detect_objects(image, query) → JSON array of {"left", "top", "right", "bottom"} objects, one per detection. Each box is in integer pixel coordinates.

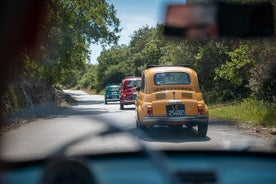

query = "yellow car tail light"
[
  {"left": 198, "top": 104, "right": 203, "bottom": 115},
  {"left": 147, "top": 105, "right": 153, "bottom": 117}
]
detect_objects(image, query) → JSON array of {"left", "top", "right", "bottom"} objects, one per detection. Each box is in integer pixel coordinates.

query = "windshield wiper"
[{"left": 47, "top": 116, "right": 180, "bottom": 184}]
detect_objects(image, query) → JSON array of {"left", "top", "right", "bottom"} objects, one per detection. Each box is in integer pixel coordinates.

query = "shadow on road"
[
  {"left": 64, "top": 93, "right": 84, "bottom": 97},
  {"left": 44, "top": 108, "right": 110, "bottom": 117},
  {"left": 134, "top": 127, "right": 210, "bottom": 143},
  {"left": 4, "top": 105, "right": 110, "bottom": 123},
  {"left": 105, "top": 102, "right": 120, "bottom": 105},
  {"left": 209, "top": 119, "right": 235, "bottom": 126},
  {"left": 121, "top": 107, "right": 135, "bottom": 110},
  {"left": 72, "top": 100, "right": 104, "bottom": 106}
]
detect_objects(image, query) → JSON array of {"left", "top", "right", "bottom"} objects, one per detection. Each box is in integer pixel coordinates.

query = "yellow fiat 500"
[{"left": 136, "top": 65, "right": 209, "bottom": 137}]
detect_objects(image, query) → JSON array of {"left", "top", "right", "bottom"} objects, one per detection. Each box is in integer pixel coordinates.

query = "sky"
[{"left": 89, "top": 0, "right": 184, "bottom": 64}]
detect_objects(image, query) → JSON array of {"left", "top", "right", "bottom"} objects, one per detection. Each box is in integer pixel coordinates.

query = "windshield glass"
[{"left": 0, "top": 0, "right": 275, "bottom": 162}]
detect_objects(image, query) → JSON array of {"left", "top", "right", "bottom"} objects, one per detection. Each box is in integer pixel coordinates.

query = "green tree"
[
  {"left": 25, "top": 0, "right": 121, "bottom": 85},
  {"left": 3, "top": 0, "right": 122, "bottom": 112},
  {"left": 215, "top": 44, "right": 253, "bottom": 86},
  {"left": 248, "top": 39, "right": 276, "bottom": 102},
  {"left": 96, "top": 45, "right": 131, "bottom": 91}
]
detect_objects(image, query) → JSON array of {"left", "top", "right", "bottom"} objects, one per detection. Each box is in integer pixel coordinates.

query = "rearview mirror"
[{"left": 164, "top": 2, "right": 274, "bottom": 39}]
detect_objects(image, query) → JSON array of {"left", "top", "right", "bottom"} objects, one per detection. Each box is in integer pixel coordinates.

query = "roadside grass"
[
  {"left": 209, "top": 99, "right": 276, "bottom": 128},
  {"left": 99, "top": 90, "right": 105, "bottom": 95}
]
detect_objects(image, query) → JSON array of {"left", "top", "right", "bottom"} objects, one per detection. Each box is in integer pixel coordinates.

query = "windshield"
[{"left": 0, "top": 0, "right": 275, "bottom": 162}]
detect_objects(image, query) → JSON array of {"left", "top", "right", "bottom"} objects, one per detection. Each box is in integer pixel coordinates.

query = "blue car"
[{"left": 104, "top": 84, "right": 120, "bottom": 104}]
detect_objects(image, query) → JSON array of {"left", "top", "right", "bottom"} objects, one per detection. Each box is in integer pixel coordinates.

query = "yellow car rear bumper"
[{"left": 142, "top": 115, "right": 208, "bottom": 124}]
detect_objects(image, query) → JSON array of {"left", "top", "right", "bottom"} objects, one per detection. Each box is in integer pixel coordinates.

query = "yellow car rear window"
[{"left": 154, "top": 72, "right": 190, "bottom": 85}]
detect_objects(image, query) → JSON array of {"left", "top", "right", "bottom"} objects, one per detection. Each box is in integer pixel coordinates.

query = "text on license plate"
[{"left": 166, "top": 104, "right": 185, "bottom": 116}]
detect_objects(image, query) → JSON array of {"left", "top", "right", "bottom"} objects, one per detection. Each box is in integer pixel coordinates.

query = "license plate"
[{"left": 166, "top": 104, "right": 185, "bottom": 116}]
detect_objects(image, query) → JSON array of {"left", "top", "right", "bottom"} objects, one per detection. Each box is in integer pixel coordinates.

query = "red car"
[{"left": 120, "top": 77, "right": 141, "bottom": 110}]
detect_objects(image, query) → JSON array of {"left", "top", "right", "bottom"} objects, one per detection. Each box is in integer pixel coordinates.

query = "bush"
[
  {"left": 249, "top": 60, "right": 276, "bottom": 102},
  {"left": 3, "top": 85, "right": 28, "bottom": 113},
  {"left": 3, "top": 79, "right": 58, "bottom": 113}
]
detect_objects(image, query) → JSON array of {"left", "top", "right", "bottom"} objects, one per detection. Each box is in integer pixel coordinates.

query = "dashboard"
[{"left": 1, "top": 150, "right": 276, "bottom": 184}]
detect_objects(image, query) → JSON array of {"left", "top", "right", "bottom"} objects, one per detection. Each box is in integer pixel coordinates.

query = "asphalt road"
[{"left": 0, "top": 90, "right": 271, "bottom": 161}]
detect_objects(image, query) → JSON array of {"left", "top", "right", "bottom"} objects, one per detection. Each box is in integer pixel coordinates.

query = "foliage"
[
  {"left": 248, "top": 39, "right": 276, "bottom": 102},
  {"left": 3, "top": 80, "right": 57, "bottom": 113},
  {"left": 95, "top": 45, "right": 131, "bottom": 92},
  {"left": 4, "top": 0, "right": 121, "bottom": 112},
  {"left": 3, "top": 85, "right": 28, "bottom": 113},
  {"left": 78, "top": 65, "right": 97, "bottom": 89},
  {"left": 23, "top": 0, "right": 121, "bottom": 85},
  {"left": 215, "top": 44, "right": 254, "bottom": 86},
  {"left": 8, "top": 0, "right": 276, "bottom": 102},
  {"left": 94, "top": 24, "right": 275, "bottom": 106}
]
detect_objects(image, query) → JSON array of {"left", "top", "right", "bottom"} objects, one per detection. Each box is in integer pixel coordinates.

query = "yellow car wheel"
[{"left": 198, "top": 123, "right": 208, "bottom": 137}]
